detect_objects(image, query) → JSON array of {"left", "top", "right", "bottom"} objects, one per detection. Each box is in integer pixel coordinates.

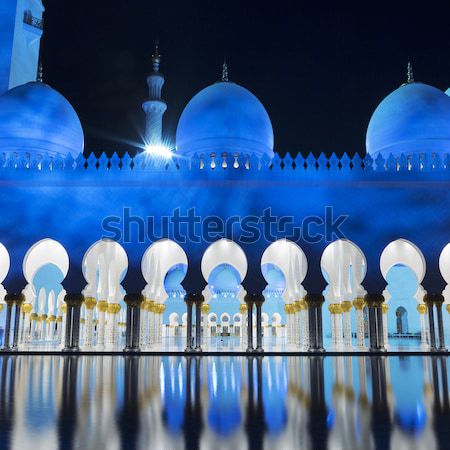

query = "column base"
[
  {"left": 62, "top": 347, "right": 80, "bottom": 353},
  {"left": 184, "top": 347, "right": 194, "bottom": 353},
  {"left": 246, "top": 347, "right": 254, "bottom": 353},
  {"left": 194, "top": 347, "right": 202, "bottom": 353},
  {"left": 123, "top": 347, "right": 140, "bottom": 354},
  {"left": 254, "top": 347, "right": 264, "bottom": 354},
  {"left": 369, "top": 347, "right": 386, "bottom": 353},
  {"left": 308, "top": 347, "right": 325, "bottom": 353}
]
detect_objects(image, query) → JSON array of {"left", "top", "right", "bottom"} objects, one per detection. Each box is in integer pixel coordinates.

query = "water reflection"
[{"left": 0, "top": 354, "right": 448, "bottom": 449}]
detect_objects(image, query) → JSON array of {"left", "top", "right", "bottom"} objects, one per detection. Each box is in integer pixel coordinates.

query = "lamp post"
[{"left": 124, "top": 294, "right": 144, "bottom": 353}]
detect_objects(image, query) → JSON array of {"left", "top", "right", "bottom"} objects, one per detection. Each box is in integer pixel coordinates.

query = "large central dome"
[{"left": 176, "top": 81, "right": 274, "bottom": 158}]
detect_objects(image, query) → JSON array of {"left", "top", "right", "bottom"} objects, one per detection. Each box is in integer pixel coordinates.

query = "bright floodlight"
[{"left": 144, "top": 144, "right": 173, "bottom": 159}]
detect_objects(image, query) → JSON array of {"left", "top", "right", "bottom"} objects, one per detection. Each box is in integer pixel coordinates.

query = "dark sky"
[{"left": 41, "top": 0, "right": 450, "bottom": 157}]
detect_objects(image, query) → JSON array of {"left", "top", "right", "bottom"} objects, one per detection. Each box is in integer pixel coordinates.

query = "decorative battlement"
[{"left": 1, "top": 151, "right": 450, "bottom": 175}]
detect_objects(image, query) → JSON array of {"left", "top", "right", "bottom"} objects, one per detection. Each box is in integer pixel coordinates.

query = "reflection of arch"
[{"left": 396, "top": 306, "right": 408, "bottom": 334}]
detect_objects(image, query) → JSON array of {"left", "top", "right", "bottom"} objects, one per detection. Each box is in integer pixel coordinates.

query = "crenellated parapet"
[{"left": 1, "top": 150, "right": 450, "bottom": 176}]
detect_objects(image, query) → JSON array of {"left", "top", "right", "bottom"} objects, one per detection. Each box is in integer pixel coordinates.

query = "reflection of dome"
[
  {"left": 0, "top": 82, "right": 84, "bottom": 157},
  {"left": 176, "top": 81, "right": 274, "bottom": 158},
  {"left": 366, "top": 82, "right": 450, "bottom": 158}
]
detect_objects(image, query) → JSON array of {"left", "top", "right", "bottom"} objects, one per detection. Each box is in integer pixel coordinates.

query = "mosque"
[{"left": 0, "top": 0, "right": 450, "bottom": 352}]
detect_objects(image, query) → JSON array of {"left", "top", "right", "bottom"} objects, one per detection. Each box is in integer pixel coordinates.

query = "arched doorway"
[{"left": 396, "top": 307, "right": 408, "bottom": 334}]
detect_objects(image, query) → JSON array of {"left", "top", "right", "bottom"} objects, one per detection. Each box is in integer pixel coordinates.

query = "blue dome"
[
  {"left": 176, "top": 81, "right": 274, "bottom": 158},
  {"left": 366, "top": 82, "right": 450, "bottom": 158},
  {"left": 0, "top": 82, "right": 84, "bottom": 158},
  {"left": 209, "top": 264, "right": 241, "bottom": 295}
]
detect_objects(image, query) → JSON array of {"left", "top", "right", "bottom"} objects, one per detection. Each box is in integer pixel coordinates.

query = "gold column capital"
[
  {"left": 353, "top": 298, "right": 365, "bottom": 310},
  {"left": 22, "top": 303, "right": 33, "bottom": 314},
  {"left": 417, "top": 303, "right": 427, "bottom": 314},
  {"left": 97, "top": 300, "right": 109, "bottom": 312},
  {"left": 341, "top": 300, "right": 353, "bottom": 313},
  {"left": 381, "top": 303, "right": 389, "bottom": 314},
  {"left": 84, "top": 297, "right": 97, "bottom": 310},
  {"left": 328, "top": 303, "right": 342, "bottom": 314},
  {"left": 239, "top": 303, "right": 248, "bottom": 314},
  {"left": 201, "top": 303, "right": 210, "bottom": 314}
]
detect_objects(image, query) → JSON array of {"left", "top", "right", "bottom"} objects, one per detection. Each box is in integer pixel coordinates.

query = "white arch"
[
  {"left": 141, "top": 239, "right": 188, "bottom": 303},
  {"left": 0, "top": 242, "right": 10, "bottom": 284},
  {"left": 321, "top": 239, "right": 367, "bottom": 303},
  {"left": 82, "top": 238, "right": 128, "bottom": 302},
  {"left": 0, "top": 242, "right": 10, "bottom": 301},
  {"left": 23, "top": 238, "right": 69, "bottom": 286},
  {"left": 380, "top": 239, "right": 426, "bottom": 283},
  {"left": 439, "top": 243, "right": 450, "bottom": 304},
  {"left": 261, "top": 239, "right": 307, "bottom": 303},
  {"left": 201, "top": 238, "right": 247, "bottom": 283}
]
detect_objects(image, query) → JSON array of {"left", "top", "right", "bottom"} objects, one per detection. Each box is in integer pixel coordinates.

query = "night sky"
[{"left": 41, "top": 0, "right": 450, "bottom": 157}]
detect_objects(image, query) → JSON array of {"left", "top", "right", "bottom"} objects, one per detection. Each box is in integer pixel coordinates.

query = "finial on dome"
[
  {"left": 222, "top": 59, "right": 229, "bottom": 82},
  {"left": 407, "top": 59, "right": 414, "bottom": 84},
  {"left": 37, "top": 62, "right": 43, "bottom": 83},
  {"left": 152, "top": 39, "right": 161, "bottom": 73}
]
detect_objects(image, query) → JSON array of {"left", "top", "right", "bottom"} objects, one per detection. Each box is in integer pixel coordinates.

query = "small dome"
[
  {"left": 176, "top": 81, "right": 274, "bottom": 158},
  {"left": 209, "top": 264, "right": 241, "bottom": 295},
  {"left": 0, "top": 82, "right": 84, "bottom": 158},
  {"left": 366, "top": 82, "right": 450, "bottom": 158}
]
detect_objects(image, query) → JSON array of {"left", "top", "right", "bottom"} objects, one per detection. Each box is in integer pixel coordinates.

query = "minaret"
[
  {"left": 142, "top": 41, "right": 167, "bottom": 146},
  {"left": 407, "top": 60, "right": 414, "bottom": 83}
]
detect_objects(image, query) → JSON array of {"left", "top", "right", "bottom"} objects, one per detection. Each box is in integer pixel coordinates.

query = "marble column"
[
  {"left": 244, "top": 294, "right": 256, "bottom": 353},
  {"left": 341, "top": 300, "right": 353, "bottom": 349},
  {"left": 434, "top": 294, "right": 446, "bottom": 351},
  {"left": 254, "top": 294, "right": 265, "bottom": 353},
  {"left": 156, "top": 304, "right": 165, "bottom": 343},
  {"left": 305, "top": 294, "right": 325, "bottom": 352},
  {"left": 301, "top": 301, "right": 310, "bottom": 349},
  {"left": 424, "top": 294, "right": 437, "bottom": 351},
  {"left": 20, "top": 303, "right": 33, "bottom": 345},
  {"left": 139, "top": 301, "right": 149, "bottom": 348},
  {"left": 11, "top": 294, "right": 24, "bottom": 350},
  {"left": 97, "top": 300, "right": 108, "bottom": 348},
  {"left": 2, "top": 295, "right": 15, "bottom": 350},
  {"left": 285, "top": 303, "right": 293, "bottom": 344},
  {"left": 381, "top": 303, "right": 389, "bottom": 347},
  {"left": 193, "top": 294, "right": 204, "bottom": 352},
  {"left": 239, "top": 303, "right": 248, "bottom": 345},
  {"left": 63, "top": 294, "right": 85, "bottom": 352},
  {"left": 328, "top": 303, "right": 343, "bottom": 349},
  {"left": 105, "top": 303, "right": 121, "bottom": 350},
  {"left": 124, "top": 294, "right": 144, "bottom": 353},
  {"left": 83, "top": 297, "right": 97, "bottom": 349},
  {"left": 364, "top": 294, "right": 385, "bottom": 352},
  {"left": 184, "top": 294, "right": 195, "bottom": 352},
  {"left": 353, "top": 297, "right": 366, "bottom": 348},
  {"left": 417, "top": 303, "right": 428, "bottom": 348},
  {"left": 60, "top": 303, "right": 67, "bottom": 348}
]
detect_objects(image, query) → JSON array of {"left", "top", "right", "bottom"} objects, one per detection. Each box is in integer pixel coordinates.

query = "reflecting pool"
[{"left": 0, "top": 355, "right": 449, "bottom": 449}]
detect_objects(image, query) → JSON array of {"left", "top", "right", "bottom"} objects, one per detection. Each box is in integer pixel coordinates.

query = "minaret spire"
[
  {"left": 142, "top": 40, "right": 167, "bottom": 147},
  {"left": 407, "top": 59, "right": 414, "bottom": 84},
  {"left": 152, "top": 39, "right": 161, "bottom": 73},
  {"left": 222, "top": 59, "right": 229, "bottom": 82}
]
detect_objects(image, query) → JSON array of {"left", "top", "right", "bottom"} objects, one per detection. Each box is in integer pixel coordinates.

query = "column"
[
  {"left": 239, "top": 303, "right": 248, "bottom": 345},
  {"left": 305, "top": 294, "right": 325, "bottom": 352},
  {"left": 184, "top": 294, "right": 194, "bottom": 352},
  {"left": 381, "top": 303, "right": 389, "bottom": 347},
  {"left": 424, "top": 294, "right": 437, "bottom": 351},
  {"left": 148, "top": 301, "right": 156, "bottom": 346},
  {"left": 194, "top": 294, "right": 204, "bottom": 352},
  {"left": 417, "top": 304, "right": 428, "bottom": 348},
  {"left": 105, "top": 303, "right": 121, "bottom": 350},
  {"left": 254, "top": 294, "right": 265, "bottom": 353},
  {"left": 2, "top": 295, "right": 15, "bottom": 350},
  {"left": 341, "top": 300, "right": 353, "bottom": 349},
  {"left": 284, "top": 303, "right": 293, "bottom": 344},
  {"left": 63, "top": 294, "right": 85, "bottom": 352},
  {"left": 201, "top": 303, "right": 210, "bottom": 348},
  {"left": 124, "top": 294, "right": 144, "bottom": 353},
  {"left": 328, "top": 303, "right": 343, "bottom": 349},
  {"left": 96, "top": 300, "right": 108, "bottom": 348},
  {"left": 83, "top": 297, "right": 97, "bottom": 349},
  {"left": 364, "top": 294, "right": 385, "bottom": 352},
  {"left": 20, "top": 303, "right": 33, "bottom": 344},
  {"left": 434, "top": 294, "right": 446, "bottom": 351},
  {"left": 155, "top": 304, "right": 165, "bottom": 344},
  {"left": 139, "top": 300, "right": 149, "bottom": 348},
  {"left": 59, "top": 303, "right": 67, "bottom": 348},
  {"left": 244, "top": 294, "right": 256, "bottom": 353},
  {"left": 11, "top": 294, "right": 24, "bottom": 350},
  {"left": 353, "top": 297, "right": 365, "bottom": 348}
]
